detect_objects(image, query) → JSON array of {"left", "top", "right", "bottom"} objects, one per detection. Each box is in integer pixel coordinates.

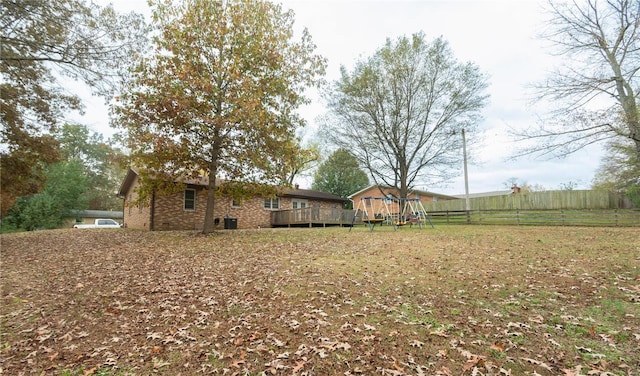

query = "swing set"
[{"left": 350, "top": 196, "right": 434, "bottom": 231}]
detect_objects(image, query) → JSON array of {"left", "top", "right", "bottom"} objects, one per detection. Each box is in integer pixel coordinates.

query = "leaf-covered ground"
[{"left": 1, "top": 226, "right": 639, "bottom": 375}]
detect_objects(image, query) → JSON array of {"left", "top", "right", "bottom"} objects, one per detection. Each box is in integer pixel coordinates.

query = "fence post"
[
  {"left": 516, "top": 210, "right": 520, "bottom": 225},
  {"left": 466, "top": 210, "right": 471, "bottom": 224},
  {"left": 615, "top": 209, "right": 618, "bottom": 226},
  {"left": 561, "top": 210, "right": 565, "bottom": 226}
]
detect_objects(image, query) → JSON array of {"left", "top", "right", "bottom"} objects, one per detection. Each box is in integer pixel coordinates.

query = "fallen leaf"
[
  {"left": 229, "top": 357, "right": 245, "bottom": 368},
  {"left": 392, "top": 356, "right": 404, "bottom": 372},
  {"left": 522, "top": 357, "right": 553, "bottom": 371},
  {"left": 152, "top": 357, "right": 170, "bottom": 369},
  {"left": 335, "top": 342, "right": 351, "bottom": 351},
  {"left": 292, "top": 360, "right": 305, "bottom": 373},
  {"left": 599, "top": 333, "right": 616, "bottom": 346},
  {"left": 436, "top": 365, "right": 452, "bottom": 375},
  {"left": 490, "top": 342, "right": 505, "bottom": 352},
  {"left": 430, "top": 328, "right": 449, "bottom": 337}
]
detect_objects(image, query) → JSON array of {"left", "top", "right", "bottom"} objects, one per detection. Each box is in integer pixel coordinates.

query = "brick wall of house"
[
  {"left": 153, "top": 188, "right": 206, "bottom": 230},
  {"left": 279, "top": 197, "right": 342, "bottom": 210},
  {"left": 122, "top": 175, "right": 344, "bottom": 230},
  {"left": 152, "top": 188, "right": 276, "bottom": 230},
  {"left": 123, "top": 176, "right": 152, "bottom": 230},
  {"left": 226, "top": 196, "right": 272, "bottom": 229}
]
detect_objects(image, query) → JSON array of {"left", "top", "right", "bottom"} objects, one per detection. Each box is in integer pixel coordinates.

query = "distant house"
[
  {"left": 348, "top": 184, "right": 458, "bottom": 207},
  {"left": 117, "top": 169, "right": 348, "bottom": 230},
  {"left": 62, "top": 209, "right": 123, "bottom": 228}
]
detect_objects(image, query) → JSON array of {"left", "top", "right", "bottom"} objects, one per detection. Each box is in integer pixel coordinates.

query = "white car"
[{"left": 73, "top": 219, "right": 122, "bottom": 229}]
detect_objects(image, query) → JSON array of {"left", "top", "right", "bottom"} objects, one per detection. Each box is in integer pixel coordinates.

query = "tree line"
[
  {"left": 1, "top": 124, "right": 125, "bottom": 231},
  {"left": 2, "top": 0, "right": 638, "bottom": 233}
]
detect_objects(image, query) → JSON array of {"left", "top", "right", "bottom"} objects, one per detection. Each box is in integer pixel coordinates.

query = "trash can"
[{"left": 224, "top": 217, "right": 237, "bottom": 229}]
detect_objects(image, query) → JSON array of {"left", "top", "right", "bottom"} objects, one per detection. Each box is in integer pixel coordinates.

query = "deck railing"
[{"left": 271, "top": 207, "right": 356, "bottom": 227}]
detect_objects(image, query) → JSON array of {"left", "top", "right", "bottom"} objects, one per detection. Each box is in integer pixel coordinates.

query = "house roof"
[
  {"left": 70, "top": 210, "right": 123, "bottom": 219},
  {"left": 281, "top": 188, "right": 348, "bottom": 203},
  {"left": 117, "top": 168, "right": 138, "bottom": 197},
  {"left": 348, "top": 184, "right": 458, "bottom": 200},
  {"left": 118, "top": 168, "right": 347, "bottom": 203},
  {"left": 117, "top": 168, "right": 213, "bottom": 197}
]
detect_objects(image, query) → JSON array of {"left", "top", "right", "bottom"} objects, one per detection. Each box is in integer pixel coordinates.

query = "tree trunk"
[
  {"left": 202, "top": 171, "right": 217, "bottom": 234},
  {"left": 609, "top": 55, "right": 640, "bottom": 161},
  {"left": 634, "top": 139, "right": 640, "bottom": 163},
  {"left": 399, "top": 160, "right": 409, "bottom": 201},
  {"left": 399, "top": 180, "right": 408, "bottom": 201},
  {"left": 622, "top": 102, "right": 640, "bottom": 162},
  {"left": 622, "top": 93, "right": 640, "bottom": 161},
  {"left": 203, "top": 144, "right": 220, "bottom": 234}
]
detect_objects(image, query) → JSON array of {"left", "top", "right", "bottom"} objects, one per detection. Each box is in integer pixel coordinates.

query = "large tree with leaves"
[
  {"left": 55, "top": 124, "right": 126, "bottom": 210},
  {"left": 2, "top": 124, "right": 123, "bottom": 231},
  {"left": 3, "top": 159, "right": 89, "bottom": 231},
  {"left": 114, "top": 0, "right": 326, "bottom": 233},
  {"left": 321, "top": 33, "right": 489, "bottom": 199},
  {"left": 279, "top": 143, "right": 320, "bottom": 186},
  {"left": 514, "top": 0, "right": 640, "bottom": 160},
  {"left": 592, "top": 137, "right": 640, "bottom": 206},
  {"left": 312, "top": 148, "right": 369, "bottom": 200},
  {"left": 0, "top": 0, "right": 148, "bottom": 216}
]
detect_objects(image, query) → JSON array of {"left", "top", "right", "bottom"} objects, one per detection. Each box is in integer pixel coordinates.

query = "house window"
[
  {"left": 231, "top": 198, "right": 242, "bottom": 208},
  {"left": 263, "top": 197, "right": 280, "bottom": 210},
  {"left": 292, "top": 199, "right": 307, "bottom": 209},
  {"left": 184, "top": 189, "right": 196, "bottom": 211}
]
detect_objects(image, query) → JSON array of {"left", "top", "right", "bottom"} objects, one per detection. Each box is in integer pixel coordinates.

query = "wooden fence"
[
  {"left": 270, "top": 207, "right": 639, "bottom": 227},
  {"left": 427, "top": 190, "right": 631, "bottom": 211},
  {"left": 269, "top": 191, "right": 638, "bottom": 227},
  {"left": 428, "top": 209, "right": 640, "bottom": 227}
]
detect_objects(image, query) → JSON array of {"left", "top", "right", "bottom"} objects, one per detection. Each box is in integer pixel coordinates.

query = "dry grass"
[{"left": 1, "top": 225, "right": 639, "bottom": 375}]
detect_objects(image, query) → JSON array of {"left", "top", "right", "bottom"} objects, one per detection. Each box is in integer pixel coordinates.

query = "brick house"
[
  {"left": 348, "top": 184, "right": 457, "bottom": 213},
  {"left": 117, "top": 169, "right": 348, "bottom": 230}
]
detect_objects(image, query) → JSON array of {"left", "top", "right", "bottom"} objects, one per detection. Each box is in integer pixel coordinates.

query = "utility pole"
[{"left": 462, "top": 129, "right": 471, "bottom": 222}]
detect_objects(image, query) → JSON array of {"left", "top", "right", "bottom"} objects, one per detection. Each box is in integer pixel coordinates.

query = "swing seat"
[
  {"left": 394, "top": 221, "right": 407, "bottom": 226},
  {"left": 363, "top": 218, "right": 384, "bottom": 224}
]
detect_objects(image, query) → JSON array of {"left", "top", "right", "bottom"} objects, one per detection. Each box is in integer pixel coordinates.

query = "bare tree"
[
  {"left": 322, "top": 33, "right": 489, "bottom": 199},
  {"left": 514, "top": 0, "right": 640, "bottom": 160}
]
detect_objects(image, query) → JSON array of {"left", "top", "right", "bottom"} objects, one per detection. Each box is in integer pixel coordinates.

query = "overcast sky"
[{"left": 84, "top": 0, "right": 603, "bottom": 195}]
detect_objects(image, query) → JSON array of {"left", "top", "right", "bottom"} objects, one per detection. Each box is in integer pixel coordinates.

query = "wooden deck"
[{"left": 271, "top": 207, "right": 358, "bottom": 227}]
